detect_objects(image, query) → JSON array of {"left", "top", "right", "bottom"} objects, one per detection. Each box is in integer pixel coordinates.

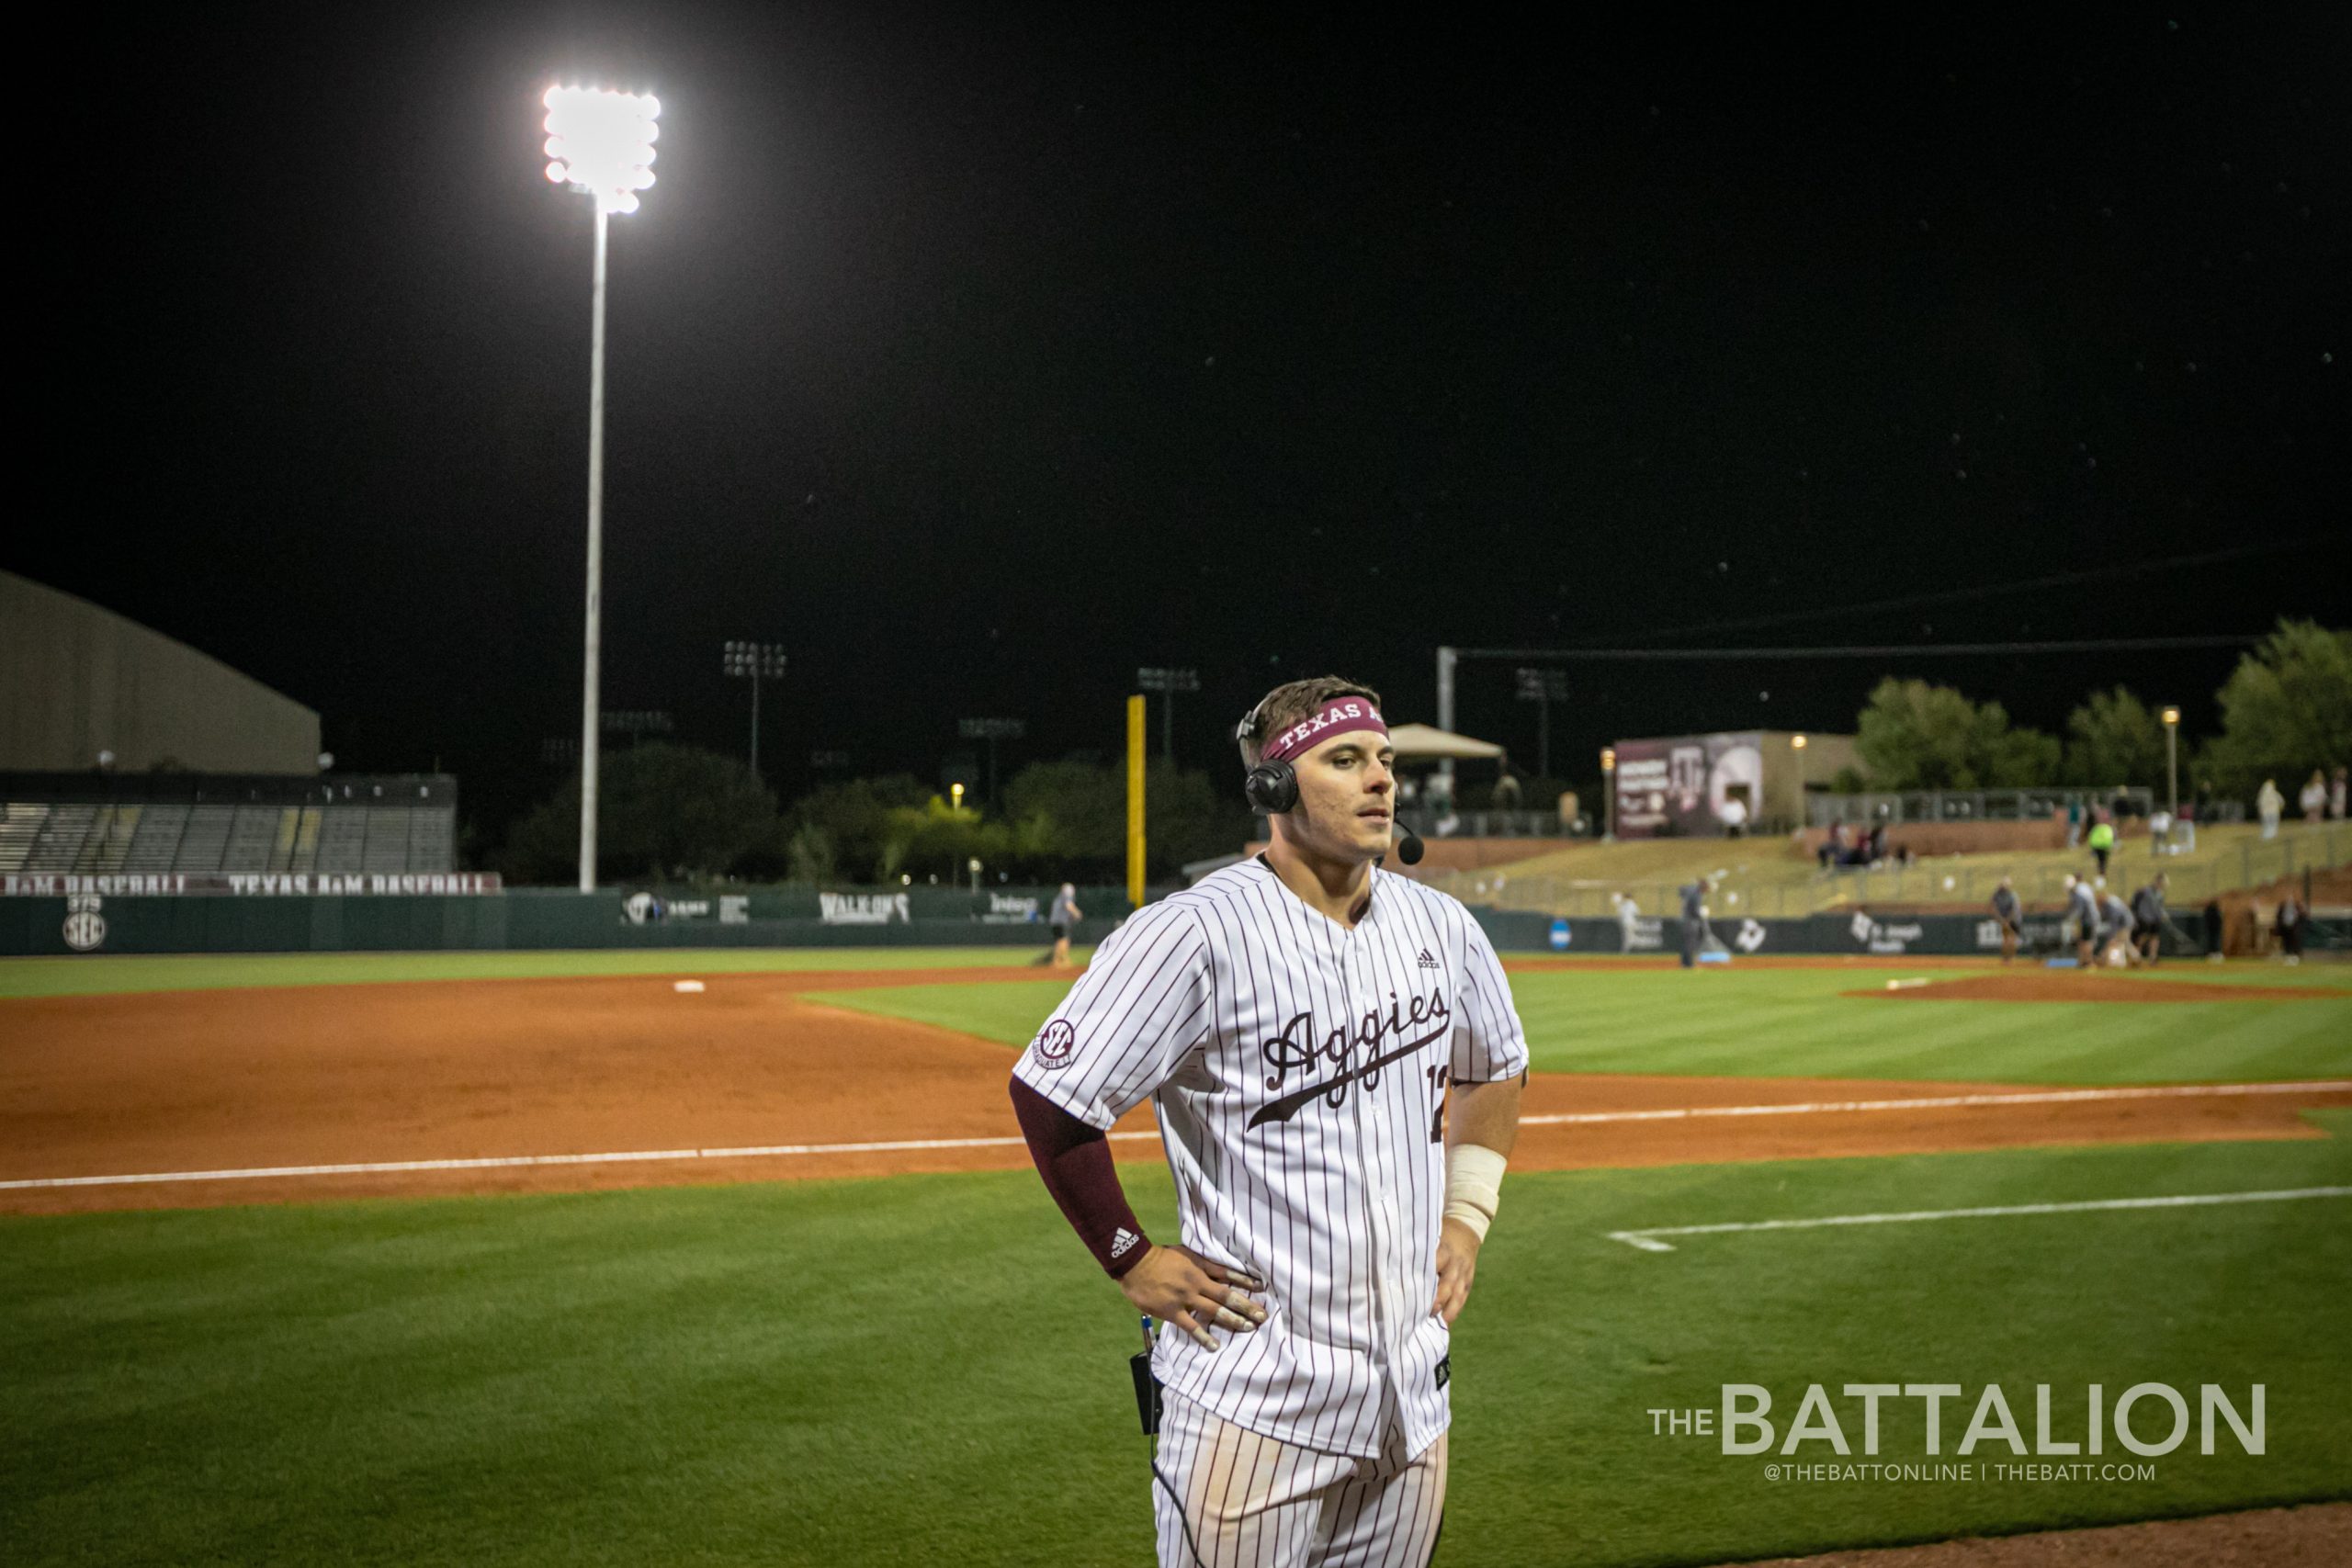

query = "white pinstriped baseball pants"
[{"left": 1152, "top": 1390, "right": 1448, "bottom": 1568}]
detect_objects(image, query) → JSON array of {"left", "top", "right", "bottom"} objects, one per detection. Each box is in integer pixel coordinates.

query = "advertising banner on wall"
[{"left": 1611, "top": 732, "right": 1765, "bottom": 839}]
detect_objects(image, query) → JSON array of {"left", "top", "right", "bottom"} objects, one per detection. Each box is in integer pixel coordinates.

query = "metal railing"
[
  {"left": 1430, "top": 820, "right": 2349, "bottom": 919},
  {"left": 1393, "top": 808, "right": 1583, "bottom": 840},
  {"left": 1808, "top": 787, "right": 2158, "bottom": 826}
]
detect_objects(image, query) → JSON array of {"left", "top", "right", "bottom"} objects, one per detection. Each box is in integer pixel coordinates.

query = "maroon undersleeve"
[{"left": 1009, "top": 1076, "right": 1151, "bottom": 1278}]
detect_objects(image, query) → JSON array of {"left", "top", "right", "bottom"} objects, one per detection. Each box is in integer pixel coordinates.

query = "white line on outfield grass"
[
  {"left": 1605, "top": 1187, "right": 2352, "bottom": 1251},
  {"left": 1519, "top": 1079, "right": 2352, "bottom": 1128},
  {"left": 4, "top": 1080, "right": 2346, "bottom": 1194}
]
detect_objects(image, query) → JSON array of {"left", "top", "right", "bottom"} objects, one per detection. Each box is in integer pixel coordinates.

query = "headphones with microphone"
[{"left": 1237, "top": 698, "right": 1425, "bottom": 865}]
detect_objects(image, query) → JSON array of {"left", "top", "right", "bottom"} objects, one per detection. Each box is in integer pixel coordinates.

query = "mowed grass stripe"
[
  {"left": 6, "top": 1128, "right": 2349, "bottom": 1567},
  {"left": 810, "top": 967, "right": 2352, "bottom": 1086}
]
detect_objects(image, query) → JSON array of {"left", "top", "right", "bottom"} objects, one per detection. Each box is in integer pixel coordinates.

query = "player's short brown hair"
[{"left": 1238, "top": 675, "right": 1384, "bottom": 769}]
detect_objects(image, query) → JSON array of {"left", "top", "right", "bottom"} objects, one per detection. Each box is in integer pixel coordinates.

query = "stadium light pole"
[
  {"left": 543, "top": 84, "right": 660, "bottom": 891},
  {"left": 722, "top": 641, "right": 788, "bottom": 782},
  {"left": 2161, "top": 706, "right": 2180, "bottom": 821},
  {"left": 1600, "top": 746, "right": 1617, "bottom": 841}
]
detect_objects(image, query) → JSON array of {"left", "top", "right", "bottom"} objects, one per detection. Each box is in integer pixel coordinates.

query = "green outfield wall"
[
  {"left": 0, "top": 884, "right": 2236, "bottom": 961},
  {"left": 0, "top": 885, "right": 1133, "bottom": 957}
]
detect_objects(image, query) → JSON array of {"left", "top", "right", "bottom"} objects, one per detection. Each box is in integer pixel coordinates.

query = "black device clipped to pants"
[{"left": 1131, "top": 1314, "right": 1164, "bottom": 1435}]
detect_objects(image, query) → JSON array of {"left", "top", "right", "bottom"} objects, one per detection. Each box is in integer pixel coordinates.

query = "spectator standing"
[
  {"left": 2132, "top": 874, "right": 2168, "bottom": 966},
  {"left": 2065, "top": 797, "right": 2084, "bottom": 848},
  {"left": 2086, "top": 811, "right": 2117, "bottom": 880},
  {"left": 2301, "top": 770, "right": 2329, "bottom": 825},
  {"left": 1990, "top": 876, "right": 2023, "bottom": 964},
  {"left": 1718, "top": 794, "right": 1748, "bottom": 839},
  {"left": 1818, "top": 822, "right": 1846, "bottom": 871},
  {"left": 2332, "top": 765, "right": 2348, "bottom": 820},
  {"left": 1046, "top": 883, "right": 1082, "bottom": 968},
  {"left": 2275, "top": 893, "right": 2305, "bottom": 965},
  {"left": 2257, "top": 778, "right": 2284, "bottom": 840}
]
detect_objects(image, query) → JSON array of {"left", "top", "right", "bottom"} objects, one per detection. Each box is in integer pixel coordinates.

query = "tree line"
[
  {"left": 497, "top": 618, "right": 2344, "bottom": 884},
  {"left": 499, "top": 748, "right": 1255, "bottom": 887},
  {"left": 1851, "top": 619, "right": 2348, "bottom": 798}
]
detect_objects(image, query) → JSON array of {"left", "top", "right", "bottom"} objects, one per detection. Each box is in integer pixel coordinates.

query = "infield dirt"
[{"left": 5, "top": 967, "right": 2346, "bottom": 1214}]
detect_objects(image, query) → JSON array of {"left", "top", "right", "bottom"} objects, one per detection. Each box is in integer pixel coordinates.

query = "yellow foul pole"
[{"left": 1126, "top": 694, "right": 1147, "bottom": 908}]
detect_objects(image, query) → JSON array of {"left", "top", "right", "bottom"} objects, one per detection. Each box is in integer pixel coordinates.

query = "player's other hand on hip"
[
  {"left": 1433, "top": 1217, "right": 1483, "bottom": 1326},
  {"left": 1120, "top": 1246, "right": 1267, "bottom": 1350}
]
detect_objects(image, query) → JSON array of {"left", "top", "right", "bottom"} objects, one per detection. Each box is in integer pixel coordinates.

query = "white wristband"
[{"left": 1443, "top": 1143, "right": 1508, "bottom": 1243}]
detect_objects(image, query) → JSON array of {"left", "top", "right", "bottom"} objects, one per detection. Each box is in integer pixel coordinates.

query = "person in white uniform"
[{"left": 1009, "top": 675, "right": 1529, "bottom": 1568}]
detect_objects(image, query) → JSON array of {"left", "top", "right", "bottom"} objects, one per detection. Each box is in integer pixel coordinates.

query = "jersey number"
[{"left": 1426, "top": 1064, "right": 1450, "bottom": 1143}]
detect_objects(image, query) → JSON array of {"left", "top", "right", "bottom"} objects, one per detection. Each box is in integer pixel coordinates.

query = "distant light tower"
[
  {"left": 1513, "top": 667, "right": 1568, "bottom": 780},
  {"left": 543, "top": 83, "right": 661, "bottom": 891},
  {"left": 958, "top": 717, "right": 1027, "bottom": 805},
  {"left": 722, "top": 641, "right": 788, "bottom": 782},
  {"left": 1136, "top": 667, "right": 1201, "bottom": 761}
]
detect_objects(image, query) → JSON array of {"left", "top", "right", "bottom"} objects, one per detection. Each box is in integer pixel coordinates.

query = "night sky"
[{"left": 18, "top": 5, "right": 2347, "bottom": 833}]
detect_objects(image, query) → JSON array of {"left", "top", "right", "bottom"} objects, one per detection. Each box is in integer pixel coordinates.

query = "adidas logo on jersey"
[
  {"left": 1110, "top": 1227, "right": 1141, "bottom": 1258},
  {"left": 1417, "top": 948, "right": 1439, "bottom": 969}
]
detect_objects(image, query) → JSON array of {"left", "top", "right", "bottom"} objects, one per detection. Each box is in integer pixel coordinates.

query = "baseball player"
[
  {"left": 1989, "top": 876, "right": 2023, "bottom": 964},
  {"left": 1009, "top": 676, "right": 1528, "bottom": 1568},
  {"left": 2063, "top": 873, "right": 2099, "bottom": 968}
]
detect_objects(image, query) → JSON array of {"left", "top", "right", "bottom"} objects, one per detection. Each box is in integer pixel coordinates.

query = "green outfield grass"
[
  {"left": 809, "top": 964, "right": 2352, "bottom": 1086},
  {"left": 0, "top": 946, "right": 1092, "bottom": 1000},
  {"left": 6, "top": 1125, "right": 2347, "bottom": 1567}
]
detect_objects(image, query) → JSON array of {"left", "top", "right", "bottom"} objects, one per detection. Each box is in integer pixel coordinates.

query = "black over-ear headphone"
[
  {"left": 1237, "top": 699, "right": 1300, "bottom": 815},
  {"left": 1237, "top": 697, "right": 1423, "bottom": 864}
]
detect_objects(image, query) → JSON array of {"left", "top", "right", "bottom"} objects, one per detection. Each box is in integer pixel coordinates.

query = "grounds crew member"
[
  {"left": 1009, "top": 676, "right": 1527, "bottom": 1568},
  {"left": 2064, "top": 874, "right": 2100, "bottom": 968},
  {"left": 1678, "top": 875, "right": 1716, "bottom": 968},
  {"left": 1989, "top": 876, "right": 2023, "bottom": 963},
  {"left": 2132, "top": 874, "right": 2168, "bottom": 966},
  {"left": 2097, "top": 887, "right": 2139, "bottom": 967}
]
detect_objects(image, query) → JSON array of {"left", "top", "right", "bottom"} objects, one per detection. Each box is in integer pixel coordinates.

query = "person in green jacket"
[{"left": 2087, "top": 811, "right": 2117, "bottom": 879}]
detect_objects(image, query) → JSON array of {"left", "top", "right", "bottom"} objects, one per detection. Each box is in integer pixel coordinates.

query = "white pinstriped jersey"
[{"left": 1012, "top": 856, "right": 1529, "bottom": 1461}]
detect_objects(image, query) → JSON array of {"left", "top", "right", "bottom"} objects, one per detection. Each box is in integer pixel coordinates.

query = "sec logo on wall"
[{"left": 62, "top": 893, "right": 107, "bottom": 953}]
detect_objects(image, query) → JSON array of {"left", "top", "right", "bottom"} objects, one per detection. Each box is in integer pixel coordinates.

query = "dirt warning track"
[{"left": 3, "top": 968, "right": 2345, "bottom": 1214}]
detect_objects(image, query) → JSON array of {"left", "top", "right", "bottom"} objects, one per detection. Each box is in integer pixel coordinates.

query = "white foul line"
[
  {"left": 1606, "top": 1187, "right": 2352, "bottom": 1252},
  {"left": 5, "top": 1080, "right": 2346, "bottom": 1195},
  {"left": 1520, "top": 1079, "right": 2352, "bottom": 1128},
  {"left": 0, "top": 1131, "right": 1162, "bottom": 1192}
]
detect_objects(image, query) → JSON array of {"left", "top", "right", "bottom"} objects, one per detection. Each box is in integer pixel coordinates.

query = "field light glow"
[{"left": 541, "top": 85, "right": 661, "bottom": 215}]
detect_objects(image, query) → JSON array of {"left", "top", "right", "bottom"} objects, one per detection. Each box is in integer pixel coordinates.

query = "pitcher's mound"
[{"left": 1854, "top": 974, "right": 2338, "bottom": 1003}]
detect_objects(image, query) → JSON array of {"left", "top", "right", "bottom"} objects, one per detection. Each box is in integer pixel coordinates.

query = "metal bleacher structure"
[{"left": 0, "top": 775, "right": 458, "bottom": 878}]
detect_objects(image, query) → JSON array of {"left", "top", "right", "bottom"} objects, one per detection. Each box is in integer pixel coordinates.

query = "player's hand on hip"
[
  {"left": 1433, "top": 1217, "right": 1482, "bottom": 1326},
  {"left": 1118, "top": 1246, "right": 1267, "bottom": 1350}
]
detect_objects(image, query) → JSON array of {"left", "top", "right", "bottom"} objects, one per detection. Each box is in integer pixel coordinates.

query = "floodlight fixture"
[
  {"left": 542, "top": 81, "right": 662, "bottom": 889},
  {"left": 542, "top": 85, "right": 660, "bottom": 215}
]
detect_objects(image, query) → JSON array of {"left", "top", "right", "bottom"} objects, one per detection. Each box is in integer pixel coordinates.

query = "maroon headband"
[{"left": 1261, "top": 697, "right": 1388, "bottom": 766}]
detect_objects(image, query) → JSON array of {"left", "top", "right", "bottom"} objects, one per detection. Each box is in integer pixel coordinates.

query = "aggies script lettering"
[{"left": 1249, "top": 987, "right": 1449, "bottom": 1128}]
